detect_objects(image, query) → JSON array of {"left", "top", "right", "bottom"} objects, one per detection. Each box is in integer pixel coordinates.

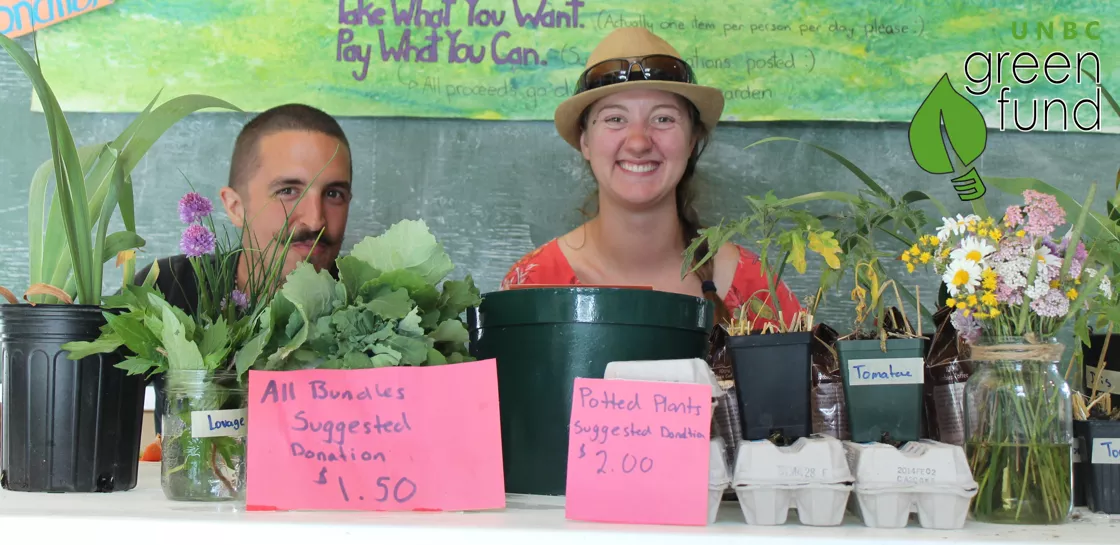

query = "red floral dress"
[{"left": 500, "top": 239, "right": 803, "bottom": 329}]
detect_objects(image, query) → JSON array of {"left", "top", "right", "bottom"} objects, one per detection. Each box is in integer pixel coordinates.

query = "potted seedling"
[
  {"left": 0, "top": 34, "right": 238, "bottom": 493},
  {"left": 834, "top": 192, "right": 931, "bottom": 445},
  {"left": 684, "top": 190, "right": 843, "bottom": 445}
]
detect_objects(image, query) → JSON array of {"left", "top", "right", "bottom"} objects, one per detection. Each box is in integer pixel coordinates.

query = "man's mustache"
[{"left": 282, "top": 229, "right": 337, "bottom": 248}]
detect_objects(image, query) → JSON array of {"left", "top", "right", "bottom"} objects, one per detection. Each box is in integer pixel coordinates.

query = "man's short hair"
[{"left": 228, "top": 104, "right": 351, "bottom": 191}]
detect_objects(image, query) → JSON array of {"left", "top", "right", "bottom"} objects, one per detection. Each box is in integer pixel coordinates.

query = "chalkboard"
[{"left": 2, "top": 34, "right": 1117, "bottom": 332}]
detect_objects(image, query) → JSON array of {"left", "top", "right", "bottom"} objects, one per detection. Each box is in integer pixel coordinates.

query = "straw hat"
[{"left": 554, "top": 27, "right": 725, "bottom": 150}]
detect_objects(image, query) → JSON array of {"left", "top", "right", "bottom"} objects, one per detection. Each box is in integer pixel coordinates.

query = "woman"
[{"left": 501, "top": 27, "right": 802, "bottom": 329}]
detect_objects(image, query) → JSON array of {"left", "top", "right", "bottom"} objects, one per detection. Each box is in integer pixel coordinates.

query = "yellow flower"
[
  {"left": 941, "top": 248, "right": 951, "bottom": 258},
  {"left": 990, "top": 229, "right": 1003, "bottom": 242},
  {"left": 946, "top": 297, "right": 957, "bottom": 307},
  {"left": 1067, "top": 288, "right": 1079, "bottom": 299},
  {"left": 982, "top": 276, "right": 997, "bottom": 291},
  {"left": 901, "top": 252, "right": 911, "bottom": 262},
  {"left": 920, "top": 252, "right": 932, "bottom": 264},
  {"left": 963, "top": 308, "right": 972, "bottom": 317},
  {"left": 909, "top": 244, "right": 921, "bottom": 256},
  {"left": 990, "top": 308, "right": 1001, "bottom": 317},
  {"left": 1016, "top": 230, "right": 1026, "bottom": 237},
  {"left": 1050, "top": 279, "right": 1061, "bottom": 289},
  {"left": 928, "top": 237, "right": 940, "bottom": 247},
  {"left": 981, "top": 292, "right": 998, "bottom": 306},
  {"left": 967, "top": 294, "right": 978, "bottom": 306},
  {"left": 956, "top": 302, "right": 967, "bottom": 310},
  {"left": 1075, "top": 277, "right": 1082, "bottom": 285},
  {"left": 906, "top": 262, "right": 915, "bottom": 273},
  {"left": 974, "top": 311, "right": 989, "bottom": 319}
]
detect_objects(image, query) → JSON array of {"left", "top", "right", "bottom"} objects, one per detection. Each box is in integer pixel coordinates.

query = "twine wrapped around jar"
[{"left": 969, "top": 334, "right": 1065, "bottom": 363}]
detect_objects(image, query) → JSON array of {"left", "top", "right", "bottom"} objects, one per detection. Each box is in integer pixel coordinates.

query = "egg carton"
[
  {"left": 844, "top": 439, "right": 978, "bottom": 529},
  {"left": 848, "top": 486, "right": 975, "bottom": 529},
  {"left": 604, "top": 358, "right": 725, "bottom": 417},
  {"left": 709, "top": 437, "right": 732, "bottom": 524},
  {"left": 733, "top": 434, "right": 853, "bottom": 486},
  {"left": 604, "top": 358, "right": 724, "bottom": 398},
  {"left": 733, "top": 483, "right": 852, "bottom": 526},
  {"left": 730, "top": 435, "right": 853, "bottom": 526}
]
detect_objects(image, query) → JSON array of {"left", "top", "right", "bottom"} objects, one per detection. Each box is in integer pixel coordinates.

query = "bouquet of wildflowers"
[
  {"left": 904, "top": 188, "right": 1113, "bottom": 524},
  {"left": 903, "top": 190, "right": 1112, "bottom": 344}
]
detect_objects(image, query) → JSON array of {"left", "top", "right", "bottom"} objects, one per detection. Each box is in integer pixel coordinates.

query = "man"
[{"left": 138, "top": 104, "right": 353, "bottom": 449}]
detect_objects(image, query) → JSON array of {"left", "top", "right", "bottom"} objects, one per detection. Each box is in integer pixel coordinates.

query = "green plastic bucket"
[
  {"left": 838, "top": 337, "right": 928, "bottom": 444},
  {"left": 467, "top": 287, "right": 714, "bottom": 496}
]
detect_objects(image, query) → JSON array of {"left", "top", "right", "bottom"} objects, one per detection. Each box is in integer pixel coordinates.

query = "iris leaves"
[{"left": 0, "top": 33, "right": 239, "bottom": 305}]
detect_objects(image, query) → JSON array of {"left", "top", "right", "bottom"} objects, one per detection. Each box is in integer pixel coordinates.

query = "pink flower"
[
  {"left": 1021, "top": 190, "right": 1065, "bottom": 238},
  {"left": 951, "top": 310, "right": 982, "bottom": 344},
  {"left": 180, "top": 224, "right": 216, "bottom": 258},
  {"left": 178, "top": 192, "right": 213, "bottom": 224},
  {"left": 1030, "top": 288, "right": 1070, "bottom": 318},
  {"left": 1003, "top": 205, "right": 1024, "bottom": 228}
]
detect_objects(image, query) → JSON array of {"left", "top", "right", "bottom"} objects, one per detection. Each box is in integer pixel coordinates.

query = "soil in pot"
[
  {"left": 727, "top": 331, "right": 813, "bottom": 444},
  {"left": 839, "top": 337, "right": 927, "bottom": 444},
  {"left": 1, "top": 304, "right": 145, "bottom": 493}
]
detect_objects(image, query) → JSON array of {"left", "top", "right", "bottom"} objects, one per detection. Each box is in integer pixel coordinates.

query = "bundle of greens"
[{"left": 235, "top": 219, "right": 481, "bottom": 373}]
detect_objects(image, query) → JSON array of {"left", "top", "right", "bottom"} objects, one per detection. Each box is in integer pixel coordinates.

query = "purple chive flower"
[
  {"left": 231, "top": 290, "right": 249, "bottom": 311},
  {"left": 180, "top": 224, "right": 216, "bottom": 258},
  {"left": 178, "top": 192, "right": 213, "bottom": 224}
]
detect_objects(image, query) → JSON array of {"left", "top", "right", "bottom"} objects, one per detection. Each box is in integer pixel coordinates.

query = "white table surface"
[{"left": 1, "top": 463, "right": 1118, "bottom": 544}]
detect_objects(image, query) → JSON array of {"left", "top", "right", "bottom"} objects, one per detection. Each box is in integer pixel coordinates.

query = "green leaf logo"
[
  {"left": 908, "top": 73, "right": 988, "bottom": 175},
  {"left": 950, "top": 167, "right": 986, "bottom": 201}
]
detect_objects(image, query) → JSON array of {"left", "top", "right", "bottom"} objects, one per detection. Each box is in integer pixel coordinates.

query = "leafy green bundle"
[{"left": 235, "top": 219, "right": 481, "bottom": 373}]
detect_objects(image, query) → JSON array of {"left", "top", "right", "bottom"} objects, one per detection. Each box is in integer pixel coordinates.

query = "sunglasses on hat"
[{"left": 574, "top": 54, "right": 697, "bottom": 95}]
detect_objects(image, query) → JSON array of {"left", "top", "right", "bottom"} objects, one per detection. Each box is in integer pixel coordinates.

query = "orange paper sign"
[
  {"left": 565, "top": 378, "right": 712, "bottom": 526},
  {"left": 1, "top": 0, "right": 113, "bottom": 38},
  {"left": 245, "top": 359, "right": 506, "bottom": 512}
]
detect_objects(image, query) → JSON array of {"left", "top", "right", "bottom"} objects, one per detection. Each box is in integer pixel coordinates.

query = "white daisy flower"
[
  {"left": 936, "top": 214, "right": 980, "bottom": 241},
  {"left": 1035, "top": 245, "right": 1061, "bottom": 270},
  {"left": 950, "top": 236, "right": 996, "bottom": 266},
  {"left": 943, "top": 259, "right": 982, "bottom": 297}
]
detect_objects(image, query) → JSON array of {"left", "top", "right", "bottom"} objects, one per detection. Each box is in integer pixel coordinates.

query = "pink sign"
[
  {"left": 565, "top": 378, "right": 712, "bottom": 526},
  {"left": 1, "top": 0, "right": 114, "bottom": 38},
  {"left": 245, "top": 359, "right": 506, "bottom": 512}
]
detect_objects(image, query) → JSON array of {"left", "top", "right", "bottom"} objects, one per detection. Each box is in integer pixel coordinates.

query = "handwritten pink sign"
[
  {"left": 565, "top": 377, "right": 712, "bottom": 526},
  {"left": 245, "top": 359, "right": 505, "bottom": 512},
  {"left": 1, "top": 0, "right": 113, "bottom": 38}
]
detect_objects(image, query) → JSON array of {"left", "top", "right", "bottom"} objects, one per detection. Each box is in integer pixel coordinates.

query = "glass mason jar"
[
  {"left": 161, "top": 370, "right": 248, "bottom": 502},
  {"left": 964, "top": 335, "right": 1073, "bottom": 524}
]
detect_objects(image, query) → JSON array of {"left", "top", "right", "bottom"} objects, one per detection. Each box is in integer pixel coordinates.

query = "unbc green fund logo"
[{"left": 908, "top": 74, "right": 989, "bottom": 202}]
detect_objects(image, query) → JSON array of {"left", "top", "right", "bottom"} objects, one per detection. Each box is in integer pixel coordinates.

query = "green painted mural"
[{"left": 26, "top": 0, "right": 1118, "bottom": 131}]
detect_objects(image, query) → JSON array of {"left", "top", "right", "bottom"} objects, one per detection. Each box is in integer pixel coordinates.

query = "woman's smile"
[{"left": 617, "top": 160, "right": 660, "bottom": 174}]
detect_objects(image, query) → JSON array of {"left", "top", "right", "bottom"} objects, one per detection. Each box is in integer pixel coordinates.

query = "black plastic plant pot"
[
  {"left": 838, "top": 337, "right": 927, "bottom": 444},
  {"left": 0, "top": 304, "right": 145, "bottom": 493},
  {"left": 467, "top": 287, "right": 713, "bottom": 496},
  {"left": 1074, "top": 419, "right": 1120, "bottom": 514},
  {"left": 726, "top": 332, "right": 812, "bottom": 443}
]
